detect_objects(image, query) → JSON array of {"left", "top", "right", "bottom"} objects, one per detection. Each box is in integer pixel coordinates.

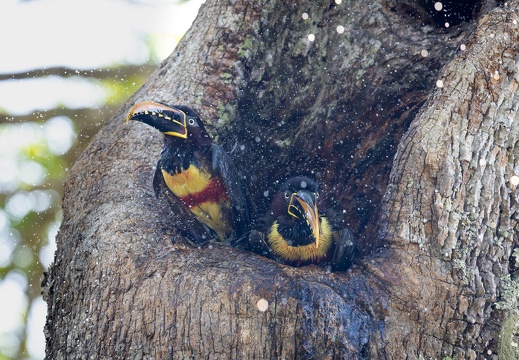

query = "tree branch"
[{"left": 0, "top": 64, "right": 156, "bottom": 81}]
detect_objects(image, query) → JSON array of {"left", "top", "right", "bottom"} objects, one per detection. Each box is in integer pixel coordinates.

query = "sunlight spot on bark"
[
  {"left": 436, "top": 80, "right": 444, "bottom": 88},
  {"left": 493, "top": 71, "right": 500, "bottom": 80},
  {"left": 257, "top": 298, "right": 268, "bottom": 312},
  {"left": 479, "top": 158, "right": 486, "bottom": 166},
  {"left": 510, "top": 175, "right": 519, "bottom": 186},
  {"left": 420, "top": 49, "right": 428, "bottom": 57},
  {"left": 434, "top": 2, "right": 443, "bottom": 11},
  {"left": 308, "top": 34, "right": 315, "bottom": 42},
  {"left": 460, "top": 44, "right": 466, "bottom": 51}
]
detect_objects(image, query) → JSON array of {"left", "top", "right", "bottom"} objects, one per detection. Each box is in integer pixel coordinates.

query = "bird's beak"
[
  {"left": 126, "top": 101, "right": 187, "bottom": 139},
  {"left": 288, "top": 191, "right": 320, "bottom": 248}
]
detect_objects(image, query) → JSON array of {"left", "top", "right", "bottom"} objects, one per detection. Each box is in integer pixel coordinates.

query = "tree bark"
[{"left": 43, "top": 0, "right": 519, "bottom": 359}]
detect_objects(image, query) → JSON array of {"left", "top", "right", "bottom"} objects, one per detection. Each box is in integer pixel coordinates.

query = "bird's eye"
[
  {"left": 314, "top": 192, "right": 319, "bottom": 199},
  {"left": 284, "top": 191, "right": 290, "bottom": 200},
  {"left": 188, "top": 118, "right": 196, "bottom": 126}
]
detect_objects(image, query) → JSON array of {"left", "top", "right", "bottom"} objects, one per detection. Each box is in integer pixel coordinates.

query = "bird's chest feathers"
[
  {"left": 161, "top": 165, "right": 233, "bottom": 240},
  {"left": 161, "top": 165, "right": 229, "bottom": 206},
  {"left": 268, "top": 217, "right": 333, "bottom": 262}
]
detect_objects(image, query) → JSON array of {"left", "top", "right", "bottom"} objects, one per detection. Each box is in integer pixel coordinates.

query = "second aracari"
[{"left": 242, "top": 176, "right": 356, "bottom": 272}]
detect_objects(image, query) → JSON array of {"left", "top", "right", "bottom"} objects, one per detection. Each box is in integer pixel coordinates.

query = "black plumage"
[{"left": 127, "top": 101, "right": 251, "bottom": 246}]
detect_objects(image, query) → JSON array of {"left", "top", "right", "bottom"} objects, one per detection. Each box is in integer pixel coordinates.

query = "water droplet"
[
  {"left": 257, "top": 298, "right": 269, "bottom": 312},
  {"left": 434, "top": 2, "right": 443, "bottom": 11}
]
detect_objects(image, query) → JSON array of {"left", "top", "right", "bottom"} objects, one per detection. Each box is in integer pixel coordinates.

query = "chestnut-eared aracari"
[
  {"left": 242, "top": 176, "right": 356, "bottom": 272},
  {"left": 126, "top": 101, "right": 251, "bottom": 246}
]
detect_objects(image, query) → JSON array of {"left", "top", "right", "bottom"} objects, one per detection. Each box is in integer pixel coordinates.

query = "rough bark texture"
[
  {"left": 379, "top": 6, "right": 519, "bottom": 357},
  {"left": 43, "top": 0, "right": 519, "bottom": 359}
]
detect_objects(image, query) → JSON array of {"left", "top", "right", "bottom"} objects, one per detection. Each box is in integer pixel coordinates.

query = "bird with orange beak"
[
  {"left": 126, "top": 101, "right": 251, "bottom": 245},
  {"left": 243, "top": 176, "right": 356, "bottom": 271}
]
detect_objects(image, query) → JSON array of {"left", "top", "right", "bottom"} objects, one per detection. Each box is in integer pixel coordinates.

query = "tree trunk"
[{"left": 43, "top": 0, "right": 519, "bottom": 358}]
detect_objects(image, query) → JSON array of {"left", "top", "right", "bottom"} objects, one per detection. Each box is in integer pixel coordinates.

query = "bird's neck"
[{"left": 160, "top": 136, "right": 209, "bottom": 174}]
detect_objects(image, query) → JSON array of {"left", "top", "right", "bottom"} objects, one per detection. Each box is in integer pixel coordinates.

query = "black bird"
[
  {"left": 126, "top": 101, "right": 251, "bottom": 245},
  {"left": 244, "top": 176, "right": 356, "bottom": 272}
]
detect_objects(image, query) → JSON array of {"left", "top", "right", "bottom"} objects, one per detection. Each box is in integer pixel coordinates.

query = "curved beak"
[
  {"left": 288, "top": 191, "right": 320, "bottom": 247},
  {"left": 126, "top": 101, "right": 187, "bottom": 138}
]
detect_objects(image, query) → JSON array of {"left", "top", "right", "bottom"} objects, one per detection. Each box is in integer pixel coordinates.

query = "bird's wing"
[
  {"left": 234, "top": 229, "right": 273, "bottom": 256},
  {"left": 152, "top": 159, "right": 163, "bottom": 199},
  {"left": 154, "top": 160, "right": 217, "bottom": 246},
  {"left": 211, "top": 143, "right": 252, "bottom": 235},
  {"left": 331, "top": 228, "right": 357, "bottom": 272}
]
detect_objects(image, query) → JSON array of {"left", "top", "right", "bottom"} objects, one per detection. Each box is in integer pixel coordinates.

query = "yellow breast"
[
  {"left": 267, "top": 217, "right": 333, "bottom": 262},
  {"left": 161, "top": 165, "right": 212, "bottom": 198},
  {"left": 161, "top": 165, "right": 233, "bottom": 241}
]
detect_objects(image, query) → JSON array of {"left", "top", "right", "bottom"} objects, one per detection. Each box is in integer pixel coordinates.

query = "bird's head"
[
  {"left": 271, "top": 176, "right": 321, "bottom": 247},
  {"left": 126, "top": 101, "right": 212, "bottom": 147}
]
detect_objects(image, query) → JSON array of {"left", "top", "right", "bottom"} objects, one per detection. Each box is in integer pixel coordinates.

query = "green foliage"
[{"left": 99, "top": 74, "right": 145, "bottom": 105}]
